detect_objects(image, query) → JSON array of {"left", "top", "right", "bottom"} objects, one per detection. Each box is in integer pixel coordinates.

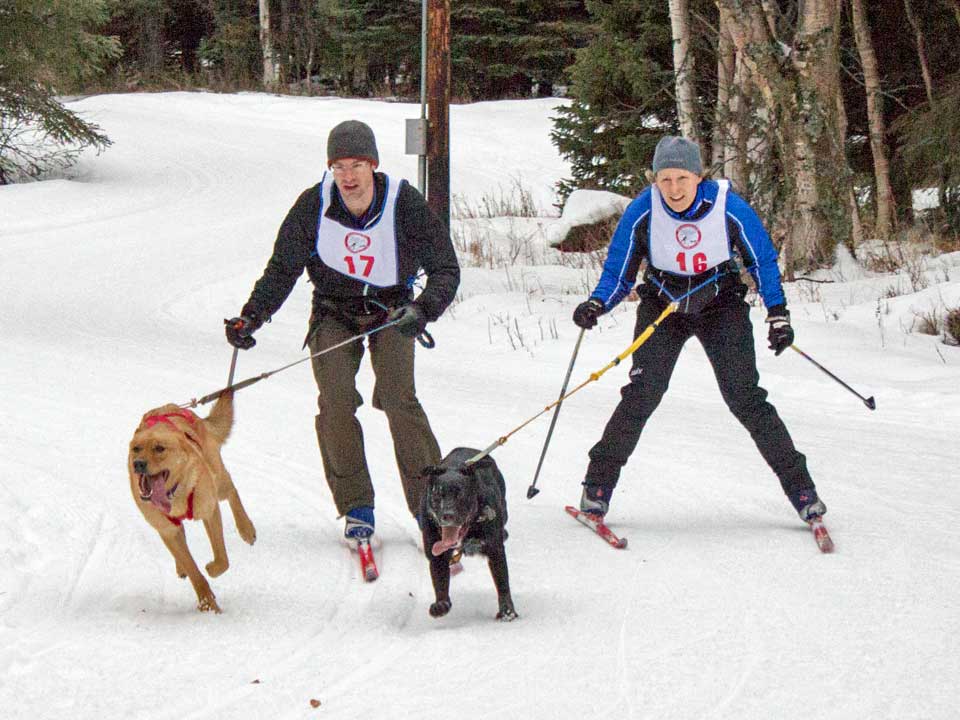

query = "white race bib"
[
  {"left": 316, "top": 172, "right": 402, "bottom": 287},
  {"left": 649, "top": 180, "right": 731, "bottom": 275}
]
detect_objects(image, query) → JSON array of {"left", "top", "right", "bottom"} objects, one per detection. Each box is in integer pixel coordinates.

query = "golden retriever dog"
[{"left": 128, "top": 390, "right": 255, "bottom": 613}]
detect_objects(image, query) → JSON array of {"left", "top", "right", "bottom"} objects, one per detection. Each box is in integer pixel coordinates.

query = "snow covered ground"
[{"left": 1, "top": 92, "right": 959, "bottom": 720}]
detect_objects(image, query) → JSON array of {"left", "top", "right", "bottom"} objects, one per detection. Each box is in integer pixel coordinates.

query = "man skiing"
[
  {"left": 226, "top": 120, "right": 459, "bottom": 548},
  {"left": 571, "top": 136, "right": 826, "bottom": 528}
]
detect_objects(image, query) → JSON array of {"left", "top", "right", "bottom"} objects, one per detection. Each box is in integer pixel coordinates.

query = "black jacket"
[{"left": 243, "top": 173, "right": 460, "bottom": 324}]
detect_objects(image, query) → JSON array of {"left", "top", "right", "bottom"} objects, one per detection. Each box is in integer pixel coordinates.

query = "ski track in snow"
[{"left": 1, "top": 93, "right": 959, "bottom": 720}]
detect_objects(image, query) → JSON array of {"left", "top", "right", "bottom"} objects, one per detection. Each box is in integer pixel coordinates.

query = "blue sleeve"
[
  {"left": 725, "top": 191, "right": 785, "bottom": 309},
  {"left": 590, "top": 191, "right": 651, "bottom": 311}
]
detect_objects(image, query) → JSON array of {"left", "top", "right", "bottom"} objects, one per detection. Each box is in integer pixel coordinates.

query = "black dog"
[{"left": 420, "top": 447, "right": 517, "bottom": 621}]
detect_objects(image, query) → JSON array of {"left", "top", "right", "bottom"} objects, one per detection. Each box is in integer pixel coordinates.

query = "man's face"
[
  {"left": 655, "top": 168, "right": 702, "bottom": 212},
  {"left": 331, "top": 158, "right": 376, "bottom": 210}
]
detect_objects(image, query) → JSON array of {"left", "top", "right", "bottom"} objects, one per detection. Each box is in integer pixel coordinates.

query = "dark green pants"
[{"left": 308, "top": 312, "right": 441, "bottom": 518}]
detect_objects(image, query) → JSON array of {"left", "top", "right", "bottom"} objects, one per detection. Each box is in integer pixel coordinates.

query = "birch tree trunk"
[
  {"left": 712, "top": 5, "right": 735, "bottom": 169},
  {"left": 719, "top": 0, "right": 851, "bottom": 274},
  {"left": 903, "top": 0, "right": 934, "bottom": 103},
  {"left": 791, "top": 0, "right": 847, "bottom": 267},
  {"left": 714, "top": 4, "right": 748, "bottom": 191},
  {"left": 850, "top": 0, "right": 895, "bottom": 240},
  {"left": 667, "top": 0, "right": 700, "bottom": 144},
  {"left": 259, "top": 0, "right": 280, "bottom": 88},
  {"left": 834, "top": 79, "right": 865, "bottom": 249}
]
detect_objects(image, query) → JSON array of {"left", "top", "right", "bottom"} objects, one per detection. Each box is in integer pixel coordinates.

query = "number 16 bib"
[
  {"left": 649, "top": 179, "right": 730, "bottom": 276},
  {"left": 316, "top": 172, "right": 401, "bottom": 287}
]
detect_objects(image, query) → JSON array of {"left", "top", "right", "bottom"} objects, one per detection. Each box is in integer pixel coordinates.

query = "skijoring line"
[
  {"left": 465, "top": 275, "right": 723, "bottom": 468},
  {"left": 178, "top": 318, "right": 404, "bottom": 409}
]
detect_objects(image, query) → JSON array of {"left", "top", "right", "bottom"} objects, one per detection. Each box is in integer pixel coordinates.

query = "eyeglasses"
[{"left": 331, "top": 160, "right": 370, "bottom": 174}]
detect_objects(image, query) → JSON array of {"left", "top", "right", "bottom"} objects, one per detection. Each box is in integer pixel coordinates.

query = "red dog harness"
[
  {"left": 142, "top": 409, "right": 200, "bottom": 525},
  {"left": 144, "top": 409, "right": 198, "bottom": 429},
  {"left": 164, "top": 492, "right": 195, "bottom": 527}
]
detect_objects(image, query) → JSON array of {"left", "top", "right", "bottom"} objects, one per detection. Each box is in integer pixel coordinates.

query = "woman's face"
[{"left": 655, "top": 168, "right": 702, "bottom": 212}]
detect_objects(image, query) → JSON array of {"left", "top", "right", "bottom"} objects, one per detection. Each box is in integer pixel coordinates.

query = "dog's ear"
[
  {"left": 462, "top": 456, "right": 493, "bottom": 474},
  {"left": 421, "top": 465, "right": 445, "bottom": 477}
]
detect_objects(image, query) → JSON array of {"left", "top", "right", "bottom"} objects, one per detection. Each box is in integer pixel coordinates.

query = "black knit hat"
[{"left": 327, "top": 120, "right": 379, "bottom": 167}]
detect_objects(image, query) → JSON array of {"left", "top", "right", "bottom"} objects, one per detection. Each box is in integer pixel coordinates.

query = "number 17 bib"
[{"left": 316, "top": 172, "right": 401, "bottom": 287}]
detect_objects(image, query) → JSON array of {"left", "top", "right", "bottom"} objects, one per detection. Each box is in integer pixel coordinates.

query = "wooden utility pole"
[{"left": 427, "top": 0, "right": 451, "bottom": 227}]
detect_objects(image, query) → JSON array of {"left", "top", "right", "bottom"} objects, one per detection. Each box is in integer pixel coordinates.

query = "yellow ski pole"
[{"left": 466, "top": 302, "right": 678, "bottom": 466}]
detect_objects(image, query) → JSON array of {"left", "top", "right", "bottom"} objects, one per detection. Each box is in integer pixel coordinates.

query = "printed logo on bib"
[
  {"left": 675, "top": 224, "right": 701, "bottom": 249},
  {"left": 345, "top": 232, "right": 372, "bottom": 253}
]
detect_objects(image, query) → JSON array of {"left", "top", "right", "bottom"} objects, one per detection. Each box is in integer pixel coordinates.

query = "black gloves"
[
  {"left": 573, "top": 298, "right": 604, "bottom": 330},
  {"left": 766, "top": 305, "right": 794, "bottom": 356},
  {"left": 224, "top": 311, "right": 263, "bottom": 350},
  {"left": 387, "top": 302, "right": 427, "bottom": 338}
]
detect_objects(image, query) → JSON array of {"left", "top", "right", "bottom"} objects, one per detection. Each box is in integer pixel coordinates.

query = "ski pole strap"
[
  {"left": 466, "top": 302, "right": 678, "bottom": 466},
  {"left": 416, "top": 329, "right": 435, "bottom": 348}
]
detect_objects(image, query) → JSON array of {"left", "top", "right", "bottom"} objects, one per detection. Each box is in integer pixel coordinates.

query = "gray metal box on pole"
[{"left": 405, "top": 118, "right": 428, "bottom": 156}]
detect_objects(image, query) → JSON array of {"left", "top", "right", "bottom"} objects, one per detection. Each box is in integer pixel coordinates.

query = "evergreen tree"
[
  {"left": 197, "top": 0, "right": 261, "bottom": 88},
  {"left": 452, "top": 1, "right": 590, "bottom": 100},
  {"left": 333, "top": 0, "right": 419, "bottom": 96},
  {"left": 273, "top": 0, "right": 340, "bottom": 89},
  {"left": 0, "top": 0, "right": 120, "bottom": 183},
  {"left": 451, "top": 2, "right": 526, "bottom": 99},
  {"left": 551, "top": 0, "right": 677, "bottom": 199},
  {"left": 513, "top": 0, "right": 592, "bottom": 96}
]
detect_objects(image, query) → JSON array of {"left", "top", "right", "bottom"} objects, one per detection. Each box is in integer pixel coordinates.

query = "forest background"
[{"left": 2, "top": 0, "right": 960, "bottom": 287}]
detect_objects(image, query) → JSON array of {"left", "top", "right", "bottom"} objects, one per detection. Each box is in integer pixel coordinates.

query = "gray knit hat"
[
  {"left": 652, "top": 136, "right": 703, "bottom": 175},
  {"left": 327, "top": 120, "right": 379, "bottom": 167}
]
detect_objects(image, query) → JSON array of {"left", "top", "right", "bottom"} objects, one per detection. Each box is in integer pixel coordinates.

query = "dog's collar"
[{"left": 164, "top": 491, "right": 195, "bottom": 527}]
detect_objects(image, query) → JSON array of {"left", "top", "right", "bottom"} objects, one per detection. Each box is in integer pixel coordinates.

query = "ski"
[
  {"left": 809, "top": 519, "right": 835, "bottom": 553},
  {"left": 356, "top": 538, "right": 379, "bottom": 581},
  {"left": 565, "top": 506, "right": 628, "bottom": 549}
]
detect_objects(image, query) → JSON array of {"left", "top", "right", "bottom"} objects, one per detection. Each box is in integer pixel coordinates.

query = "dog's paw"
[
  {"left": 197, "top": 593, "right": 222, "bottom": 614},
  {"left": 429, "top": 599, "right": 452, "bottom": 618},
  {"left": 238, "top": 519, "right": 256, "bottom": 545},
  {"left": 205, "top": 559, "right": 229, "bottom": 578},
  {"left": 496, "top": 606, "right": 518, "bottom": 622},
  {"left": 175, "top": 564, "right": 187, "bottom": 579}
]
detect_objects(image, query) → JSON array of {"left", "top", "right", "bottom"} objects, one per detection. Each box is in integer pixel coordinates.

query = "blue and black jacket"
[{"left": 590, "top": 179, "right": 786, "bottom": 314}]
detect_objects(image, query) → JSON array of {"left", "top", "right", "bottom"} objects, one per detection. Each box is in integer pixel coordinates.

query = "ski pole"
[
  {"left": 527, "top": 328, "right": 585, "bottom": 499},
  {"left": 790, "top": 344, "right": 876, "bottom": 410},
  {"left": 181, "top": 318, "right": 402, "bottom": 408},
  {"left": 465, "top": 302, "right": 679, "bottom": 466},
  {"left": 226, "top": 346, "right": 239, "bottom": 387}
]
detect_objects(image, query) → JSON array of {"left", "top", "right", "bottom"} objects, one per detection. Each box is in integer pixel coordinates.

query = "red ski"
[
  {"left": 565, "top": 506, "right": 628, "bottom": 549},
  {"left": 809, "top": 519, "right": 835, "bottom": 553},
  {"left": 356, "top": 538, "right": 379, "bottom": 581}
]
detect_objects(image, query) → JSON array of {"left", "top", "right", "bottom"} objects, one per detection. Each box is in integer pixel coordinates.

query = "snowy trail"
[{"left": 1, "top": 93, "right": 958, "bottom": 720}]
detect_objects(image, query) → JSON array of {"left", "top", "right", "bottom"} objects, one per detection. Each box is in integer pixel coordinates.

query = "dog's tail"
[{"left": 204, "top": 389, "right": 234, "bottom": 444}]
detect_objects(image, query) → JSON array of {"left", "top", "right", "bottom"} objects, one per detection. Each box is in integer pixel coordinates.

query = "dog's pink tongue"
[
  {"left": 431, "top": 525, "right": 462, "bottom": 556},
  {"left": 149, "top": 477, "right": 172, "bottom": 514}
]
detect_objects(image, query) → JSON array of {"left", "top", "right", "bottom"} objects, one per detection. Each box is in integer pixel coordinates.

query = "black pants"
[{"left": 585, "top": 289, "right": 814, "bottom": 498}]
